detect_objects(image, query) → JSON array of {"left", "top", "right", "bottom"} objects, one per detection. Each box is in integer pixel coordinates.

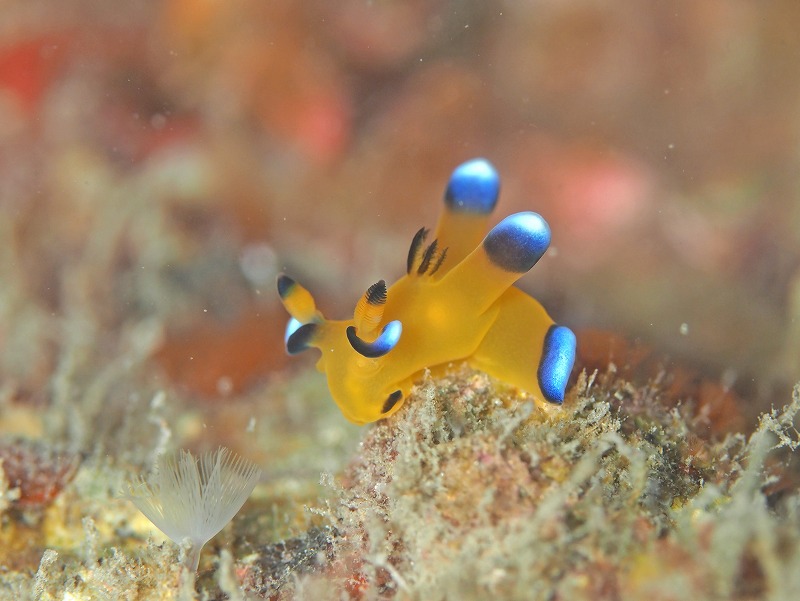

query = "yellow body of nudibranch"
[{"left": 278, "top": 159, "right": 576, "bottom": 425}]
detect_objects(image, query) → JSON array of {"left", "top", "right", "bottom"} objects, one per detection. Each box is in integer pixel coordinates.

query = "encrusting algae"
[
  {"left": 3, "top": 353, "right": 800, "bottom": 599},
  {"left": 234, "top": 365, "right": 800, "bottom": 600}
]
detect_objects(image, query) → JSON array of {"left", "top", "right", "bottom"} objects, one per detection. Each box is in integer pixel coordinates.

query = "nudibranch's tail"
[
  {"left": 442, "top": 212, "right": 551, "bottom": 313},
  {"left": 538, "top": 325, "right": 577, "bottom": 404},
  {"left": 277, "top": 274, "right": 324, "bottom": 354},
  {"left": 470, "top": 288, "right": 576, "bottom": 406},
  {"left": 432, "top": 158, "right": 500, "bottom": 275}
]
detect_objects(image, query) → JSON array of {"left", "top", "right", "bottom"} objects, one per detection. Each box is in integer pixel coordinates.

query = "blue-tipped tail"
[{"left": 537, "top": 325, "right": 576, "bottom": 403}]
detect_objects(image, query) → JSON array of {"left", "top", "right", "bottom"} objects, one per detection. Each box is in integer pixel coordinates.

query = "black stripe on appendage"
[
  {"left": 417, "top": 240, "right": 438, "bottom": 274},
  {"left": 406, "top": 228, "right": 428, "bottom": 274},
  {"left": 428, "top": 247, "right": 448, "bottom": 276},
  {"left": 365, "top": 280, "right": 387, "bottom": 305}
]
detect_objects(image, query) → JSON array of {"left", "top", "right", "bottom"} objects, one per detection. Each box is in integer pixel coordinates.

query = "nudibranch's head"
[
  {"left": 278, "top": 274, "right": 411, "bottom": 424},
  {"left": 277, "top": 157, "right": 576, "bottom": 425}
]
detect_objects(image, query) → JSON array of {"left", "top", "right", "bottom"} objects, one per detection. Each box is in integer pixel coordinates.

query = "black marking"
[
  {"left": 277, "top": 274, "right": 295, "bottom": 299},
  {"left": 365, "top": 280, "right": 387, "bottom": 306},
  {"left": 346, "top": 320, "right": 402, "bottom": 358},
  {"left": 406, "top": 227, "right": 428, "bottom": 274},
  {"left": 286, "top": 323, "right": 318, "bottom": 355},
  {"left": 428, "top": 247, "right": 448, "bottom": 276},
  {"left": 382, "top": 390, "right": 402, "bottom": 414},
  {"left": 417, "top": 239, "right": 439, "bottom": 275}
]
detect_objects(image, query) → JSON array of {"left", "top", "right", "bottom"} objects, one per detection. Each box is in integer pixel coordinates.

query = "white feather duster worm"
[{"left": 127, "top": 447, "right": 261, "bottom": 572}]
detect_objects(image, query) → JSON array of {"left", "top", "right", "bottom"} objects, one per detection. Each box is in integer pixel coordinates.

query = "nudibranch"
[{"left": 277, "top": 158, "right": 576, "bottom": 425}]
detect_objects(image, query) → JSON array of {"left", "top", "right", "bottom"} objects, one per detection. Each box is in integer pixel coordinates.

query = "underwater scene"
[{"left": 1, "top": 1, "right": 800, "bottom": 599}]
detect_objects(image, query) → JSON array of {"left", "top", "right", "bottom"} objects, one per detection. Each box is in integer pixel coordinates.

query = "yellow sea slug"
[{"left": 278, "top": 158, "right": 576, "bottom": 424}]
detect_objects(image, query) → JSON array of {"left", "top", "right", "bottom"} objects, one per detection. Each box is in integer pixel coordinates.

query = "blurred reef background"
[{"left": 1, "top": 1, "right": 800, "bottom": 599}]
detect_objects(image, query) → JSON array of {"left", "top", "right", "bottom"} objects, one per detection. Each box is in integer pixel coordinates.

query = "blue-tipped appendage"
[
  {"left": 537, "top": 325, "right": 576, "bottom": 403},
  {"left": 483, "top": 212, "right": 551, "bottom": 273},
  {"left": 286, "top": 322, "right": 319, "bottom": 355},
  {"left": 346, "top": 320, "right": 403, "bottom": 359},
  {"left": 284, "top": 317, "right": 303, "bottom": 346},
  {"left": 445, "top": 158, "right": 500, "bottom": 214}
]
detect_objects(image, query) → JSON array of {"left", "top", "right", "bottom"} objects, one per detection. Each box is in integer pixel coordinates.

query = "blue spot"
[
  {"left": 538, "top": 325, "right": 576, "bottom": 404},
  {"left": 483, "top": 212, "right": 551, "bottom": 272},
  {"left": 444, "top": 158, "right": 500, "bottom": 214},
  {"left": 346, "top": 320, "right": 403, "bottom": 358}
]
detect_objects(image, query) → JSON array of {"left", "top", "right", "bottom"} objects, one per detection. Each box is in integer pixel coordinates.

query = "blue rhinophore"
[
  {"left": 346, "top": 320, "right": 403, "bottom": 358},
  {"left": 444, "top": 158, "right": 500, "bottom": 214},
  {"left": 537, "top": 325, "right": 577, "bottom": 403},
  {"left": 483, "top": 212, "right": 551, "bottom": 273}
]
